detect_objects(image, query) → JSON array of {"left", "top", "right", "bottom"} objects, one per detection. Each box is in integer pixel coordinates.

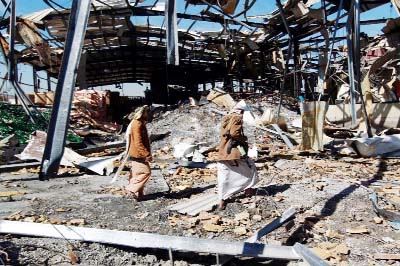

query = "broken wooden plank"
[
  {"left": 0, "top": 220, "right": 302, "bottom": 260},
  {"left": 0, "top": 162, "right": 41, "bottom": 173},
  {"left": 373, "top": 253, "right": 400, "bottom": 260},
  {"left": 218, "top": 207, "right": 297, "bottom": 265},
  {"left": 110, "top": 152, "right": 128, "bottom": 183},
  {"left": 0, "top": 190, "right": 27, "bottom": 197}
]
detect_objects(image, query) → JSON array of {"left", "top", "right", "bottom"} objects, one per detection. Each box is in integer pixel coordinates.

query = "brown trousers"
[{"left": 125, "top": 161, "right": 151, "bottom": 194}]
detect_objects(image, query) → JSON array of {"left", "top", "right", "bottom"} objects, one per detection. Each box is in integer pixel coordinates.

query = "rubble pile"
[
  {"left": 2, "top": 0, "right": 400, "bottom": 264},
  {"left": 1, "top": 97, "right": 399, "bottom": 265},
  {"left": 70, "top": 90, "right": 121, "bottom": 135}
]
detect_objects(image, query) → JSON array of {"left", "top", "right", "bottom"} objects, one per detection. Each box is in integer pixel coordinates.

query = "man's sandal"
[{"left": 123, "top": 189, "right": 140, "bottom": 201}]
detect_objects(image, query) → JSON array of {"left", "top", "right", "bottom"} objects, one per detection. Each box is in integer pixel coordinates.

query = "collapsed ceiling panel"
[{"left": 0, "top": 0, "right": 393, "bottom": 91}]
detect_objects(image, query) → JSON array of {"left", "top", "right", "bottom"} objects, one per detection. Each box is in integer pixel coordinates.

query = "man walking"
[
  {"left": 124, "top": 105, "right": 152, "bottom": 200},
  {"left": 217, "top": 104, "right": 259, "bottom": 209}
]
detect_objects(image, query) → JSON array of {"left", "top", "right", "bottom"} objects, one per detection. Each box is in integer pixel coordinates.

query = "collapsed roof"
[{"left": 0, "top": 0, "right": 393, "bottom": 89}]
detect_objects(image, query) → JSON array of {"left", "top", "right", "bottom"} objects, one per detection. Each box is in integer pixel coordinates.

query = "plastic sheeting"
[
  {"left": 345, "top": 134, "right": 400, "bottom": 157},
  {"left": 17, "top": 131, "right": 121, "bottom": 175}
]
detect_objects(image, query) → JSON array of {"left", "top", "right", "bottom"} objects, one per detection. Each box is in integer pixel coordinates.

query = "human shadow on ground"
[
  {"left": 0, "top": 172, "right": 85, "bottom": 183},
  {"left": 256, "top": 184, "right": 291, "bottom": 197},
  {"left": 141, "top": 184, "right": 216, "bottom": 201},
  {"left": 0, "top": 240, "right": 21, "bottom": 265}
]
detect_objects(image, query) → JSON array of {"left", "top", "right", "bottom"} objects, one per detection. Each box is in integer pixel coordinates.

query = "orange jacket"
[
  {"left": 128, "top": 119, "right": 151, "bottom": 159},
  {"left": 217, "top": 113, "right": 248, "bottom": 161}
]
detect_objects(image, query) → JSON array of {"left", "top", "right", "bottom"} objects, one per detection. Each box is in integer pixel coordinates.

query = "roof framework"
[
  {"left": 1, "top": 0, "right": 394, "bottom": 178},
  {"left": 0, "top": 0, "right": 392, "bottom": 88}
]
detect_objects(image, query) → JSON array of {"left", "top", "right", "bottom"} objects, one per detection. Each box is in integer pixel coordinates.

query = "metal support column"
[
  {"left": 276, "top": 0, "right": 293, "bottom": 118},
  {"left": 40, "top": 0, "right": 92, "bottom": 180},
  {"left": 165, "top": 0, "right": 178, "bottom": 65},
  {"left": 6, "top": 0, "right": 35, "bottom": 123},
  {"left": 322, "top": 0, "right": 344, "bottom": 88},
  {"left": 293, "top": 40, "right": 301, "bottom": 98},
  {"left": 354, "top": 0, "right": 373, "bottom": 137},
  {"left": 47, "top": 72, "right": 52, "bottom": 91},
  {"left": 346, "top": 17, "right": 357, "bottom": 127},
  {"left": 7, "top": 0, "right": 16, "bottom": 86},
  {"left": 33, "top": 67, "right": 38, "bottom": 92}
]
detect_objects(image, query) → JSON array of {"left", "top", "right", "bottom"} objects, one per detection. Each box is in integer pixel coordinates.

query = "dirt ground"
[
  {"left": 1, "top": 153, "right": 399, "bottom": 265},
  {"left": 1, "top": 104, "right": 400, "bottom": 265}
]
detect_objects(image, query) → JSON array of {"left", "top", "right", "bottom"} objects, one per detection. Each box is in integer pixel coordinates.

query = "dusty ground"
[
  {"left": 1, "top": 153, "right": 399, "bottom": 265},
  {"left": 1, "top": 103, "right": 400, "bottom": 265}
]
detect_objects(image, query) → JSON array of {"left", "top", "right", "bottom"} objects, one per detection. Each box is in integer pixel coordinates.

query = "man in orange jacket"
[{"left": 124, "top": 105, "right": 152, "bottom": 200}]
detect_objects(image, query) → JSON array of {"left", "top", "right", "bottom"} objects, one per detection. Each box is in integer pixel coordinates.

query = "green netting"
[{"left": 0, "top": 102, "right": 82, "bottom": 144}]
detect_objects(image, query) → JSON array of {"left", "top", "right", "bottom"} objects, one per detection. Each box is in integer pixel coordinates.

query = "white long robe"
[{"left": 217, "top": 158, "right": 259, "bottom": 200}]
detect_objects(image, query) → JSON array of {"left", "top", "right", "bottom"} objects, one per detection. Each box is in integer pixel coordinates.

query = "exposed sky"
[
  {"left": 15, "top": 0, "right": 398, "bottom": 34},
  {"left": 2, "top": 0, "right": 399, "bottom": 96}
]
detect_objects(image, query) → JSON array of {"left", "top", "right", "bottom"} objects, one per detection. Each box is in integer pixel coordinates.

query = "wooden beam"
[{"left": 0, "top": 220, "right": 302, "bottom": 260}]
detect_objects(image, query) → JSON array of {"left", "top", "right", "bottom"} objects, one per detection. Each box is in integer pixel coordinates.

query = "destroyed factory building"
[{"left": 0, "top": 0, "right": 400, "bottom": 265}]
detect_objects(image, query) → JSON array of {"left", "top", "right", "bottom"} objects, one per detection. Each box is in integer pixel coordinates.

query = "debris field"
[{"left": 1, "top": 0, "right": 400, "bottom": 265}]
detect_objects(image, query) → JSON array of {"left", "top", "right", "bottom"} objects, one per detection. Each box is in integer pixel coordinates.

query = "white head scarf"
[
  {"left": 132, "top": 105, "right": 150, "bottom": 120},
  {"left": 229, "top": 102, "right": 245, "bottom": 114}
]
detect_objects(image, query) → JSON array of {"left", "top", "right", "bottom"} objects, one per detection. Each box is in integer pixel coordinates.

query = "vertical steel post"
[
  {"left": 7, "top": 0, "right": 15, "bottom": 83},
  {"left": 294, "top": 40, "right": 301, "bottom": 98},
  {"left": 7, "top": 0, "right": 35, "bottom": 122},
  {"left": 277, "top": 40, "right": 292, "bottom": 118},
  {"left": 47, "top": 72, "right": 52, "bottom": 91},
  {"left": 346, "top": 16, "right": 357, "bottom": 127},
  {"left": 40, "top": 0, "right": 92, "bottom": 180},
  {"left": 354, "top": 0, "right": 373, "bottom": 137},
  {"left": 33, "top": 67, "right": 38, "bottom": 92},
  {"left": 323, "top": 0, "right": 344, "bottom": 82},
  {"left": 165, "top": 0, "right": 178, "bottom": 65},
  {"left": 4, "top": 0, "right": 41, "bottom": 123},
  {"left": 276, "top": 0, "right": 293, "bottom": 118}
]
